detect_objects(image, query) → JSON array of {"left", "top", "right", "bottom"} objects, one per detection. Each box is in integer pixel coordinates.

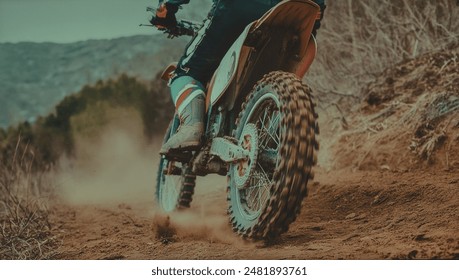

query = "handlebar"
[{"left": 143, "top": 6, "right": 203, "bottom": 38}]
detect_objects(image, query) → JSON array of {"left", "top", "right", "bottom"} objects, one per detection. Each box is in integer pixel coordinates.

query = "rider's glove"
[{"left": 150, "top": 3, "right": 179, "bottom": 30}]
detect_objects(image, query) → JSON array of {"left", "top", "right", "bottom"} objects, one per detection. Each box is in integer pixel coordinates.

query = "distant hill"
[{"left": 0, "top": 34, "right": 188, "bottom": 128}]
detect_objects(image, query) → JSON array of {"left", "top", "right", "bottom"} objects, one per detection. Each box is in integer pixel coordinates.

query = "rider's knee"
[{"left": 170, "top": 75, "right": 206, "bottom": 109}]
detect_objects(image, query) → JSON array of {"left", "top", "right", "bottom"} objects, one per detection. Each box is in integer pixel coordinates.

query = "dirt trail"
[{"left": 51, "top": 168, "right": 459, "bottom": 260}]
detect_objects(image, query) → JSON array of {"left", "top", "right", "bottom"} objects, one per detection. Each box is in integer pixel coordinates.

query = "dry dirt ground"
[
  {"left": 51, "top": 168, "right": 459, "bottom": 260},
  {"left": 50, "top": 46, "right": 459, "bottom": 260}
]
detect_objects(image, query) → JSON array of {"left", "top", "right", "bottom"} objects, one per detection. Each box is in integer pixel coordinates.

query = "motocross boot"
[{"left": 160, "top": 76, "right": 205, "bottom": 154}]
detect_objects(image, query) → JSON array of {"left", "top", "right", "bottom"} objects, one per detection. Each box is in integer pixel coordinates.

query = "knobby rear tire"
[{"left": 227, "top": 71, "right": 319, "bottom": 240}]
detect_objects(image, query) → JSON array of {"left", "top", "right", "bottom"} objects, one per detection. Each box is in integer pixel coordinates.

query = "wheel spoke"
[
  {"left": 164, "top": 176, "right": 179, "bottom": 205},
  {"left": 257, "top": 108, "right": 270, "bottom": 148},
  {"left": 257, "top": 162, "right": 273, "bottom": 186},
  {"left": 265, "top": 111, "right": 280, "bottom": 147},
  {"left": 244, "top": 167, "right": 272, "bottom": 212},
  {"left": 159, "top": 161, "right": 184, "bottom": 212},
  {"left": 258, "top": 108, "right": 280, "bottom": 150},
  {"left": 270, "top": 111, "right": 281, "bottom": 145},
  {"left": 252, "top": 170, "right": 270, "bottom": 210}
]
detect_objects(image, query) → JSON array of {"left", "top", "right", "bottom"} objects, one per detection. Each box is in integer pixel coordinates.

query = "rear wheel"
[
  {"left": 156, "top": 121, "right": 196, "bottom": 212},
  {"left": 227, "top": 71, "right": 319, "bottom": 239}
]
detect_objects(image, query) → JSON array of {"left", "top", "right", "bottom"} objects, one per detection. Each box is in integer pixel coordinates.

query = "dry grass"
[
  {"left": 308, "top": 0, "right": 459, "bottom": 99},
  {"left": 0, "top": 138, "right": 58, "bottom": 259}
]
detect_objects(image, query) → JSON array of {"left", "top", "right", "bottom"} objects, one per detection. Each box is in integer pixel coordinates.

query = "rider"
[{"left": 154, "top": 0, "right": 326, "bottom": 154}]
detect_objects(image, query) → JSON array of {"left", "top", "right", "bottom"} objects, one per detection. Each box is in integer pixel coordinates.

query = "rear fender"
[{"left": 253, "top": 0, "right": 319, "bottom": 61}]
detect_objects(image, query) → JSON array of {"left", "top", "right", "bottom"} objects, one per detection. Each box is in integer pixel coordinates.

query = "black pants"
[{"left": 174, "top": 0, "right": 325, "bottom": 86}]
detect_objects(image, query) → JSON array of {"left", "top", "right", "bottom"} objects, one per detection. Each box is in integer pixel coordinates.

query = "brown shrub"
[{"left": 0, "top": 138, "right": 58, "bottom": 259}]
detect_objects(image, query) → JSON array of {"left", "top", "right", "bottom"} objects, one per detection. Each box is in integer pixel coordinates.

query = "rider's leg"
[
  {"left": 160, "top": 76, "right": 206, "bottom": 154},
  {"left": 161, "top": 0, "right": 276, "bottom": 153},
  {"left": 174, "top": 0, "right": 278, "bottom": 84}
]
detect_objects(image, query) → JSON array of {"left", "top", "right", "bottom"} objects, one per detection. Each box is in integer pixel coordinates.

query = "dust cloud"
[
  {"left": 55, "top": 108, "right": 239, "bottom": 243},
  {"left": 56, "top": 113, "right": 158, "bottom": 208},
  {"left": 153, "top": 175, "right": 248, "bottom": 245}
]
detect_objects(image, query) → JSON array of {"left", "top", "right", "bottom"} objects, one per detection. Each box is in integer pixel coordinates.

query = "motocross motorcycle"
[{"left": 148, "top": 0, "right": 320, "bottom": 240}]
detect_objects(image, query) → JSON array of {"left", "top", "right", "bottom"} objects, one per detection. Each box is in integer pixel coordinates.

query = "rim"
[
  {"left": 233, "top": 92, "right": 281, "bottom": 221},
  {"left": 158, "top": 159, "right": 183, "bottom": 212}
]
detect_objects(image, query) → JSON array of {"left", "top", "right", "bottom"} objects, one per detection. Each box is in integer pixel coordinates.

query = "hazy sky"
[{"left": 0, "top": 0, "right": 209, "bottom": 43}]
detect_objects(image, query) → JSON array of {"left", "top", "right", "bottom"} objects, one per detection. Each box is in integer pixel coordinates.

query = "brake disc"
[{"left": 234, "top": 123, "right": 259, "bottom": 190}]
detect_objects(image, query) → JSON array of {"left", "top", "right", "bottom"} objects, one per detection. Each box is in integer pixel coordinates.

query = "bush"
[{"left": 0, "top": 73, "right": 173, "bottom": 168}]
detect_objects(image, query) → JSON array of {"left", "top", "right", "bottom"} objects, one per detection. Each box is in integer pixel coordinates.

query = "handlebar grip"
[{"left": 149, "top": 16, "right": 201, "bottom": 37}]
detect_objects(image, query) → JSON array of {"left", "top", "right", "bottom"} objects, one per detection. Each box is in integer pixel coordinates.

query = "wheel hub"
[{"left": 234, "top": 123, "right": 258, "bottom": 189}]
